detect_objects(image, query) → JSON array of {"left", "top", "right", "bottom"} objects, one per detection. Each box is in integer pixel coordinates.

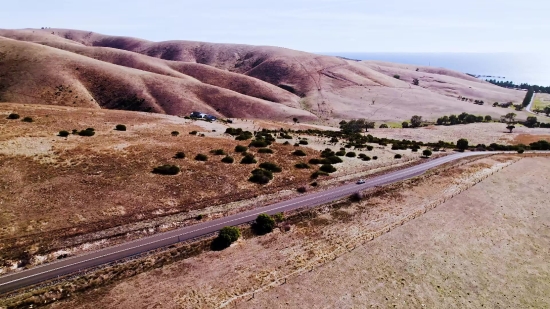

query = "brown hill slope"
[{"left": 0, "top": 28, "right": 528, "bottom": 122}]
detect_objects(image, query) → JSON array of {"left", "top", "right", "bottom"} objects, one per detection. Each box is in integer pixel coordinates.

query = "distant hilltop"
[{"left": 0, "top": 28, "right": 526, "bottom": 122}]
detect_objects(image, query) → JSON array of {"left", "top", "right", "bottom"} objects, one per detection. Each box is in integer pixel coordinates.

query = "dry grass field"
[
  {"left": 0, "top": 28, "right": 528, "bottom": 123},
  {"left": 41, "top": 154, "right": 540, "bottom": 309}
]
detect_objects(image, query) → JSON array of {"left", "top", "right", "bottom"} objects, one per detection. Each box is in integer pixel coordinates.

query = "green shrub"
[
  {"left": 174, "top": 151, "right": 186, "bottom": 159},
  {"left": 258, "top": 148, "right": 274, "bottom": 154},
  {"left": 326, "top": 156, "right": 343, "bottom": 164},
  {"left": 211, "top": 226, "right": 241, "bottom": 251},
  {"left": 249, "top": 169, "right": 273, "bottom": 184},
  {"left": 235, "top": 145, "right": 248, "bottom": 152},
  {"left": 235, "top": 131, "right": 254, "bottom": 140},
  {"left": 294, "top": 143, "right": 300, "bottom": 147},
  {"left": 310, "top": 181, "right": 318, "bottom": 187},
  {"left": 240, "top": 154, "right": 257, "bottom": 164},
  {"left": 394, "top": 154, "right": 402, "bottom": 159},
  {"left": 259, "top": 162, "right": 282, "bottom": 172},
  {"left": 295, "top": 162, "right": 310, "bottom": 169},
  {"left": 189, "top": 131, "right": 198, "bottom": 135},
  {"left": 358, "top": 153, "right": 366, "bottom": 158},
  {"left": 210, "top": 149, "right": 226, "bottom": 155},
  {"left": 299, "top": 140, "right": 309, "bottom": 145},
  {"left": 335, "top": 150, "right": 346, "bottom": 156},
  {"left": 58, "top": 130, "right": 70, "bottom": 137},
  {"left": 221, "top": 156, "right": 234, "bottom": 163},
  {"left": 309, "top": 158, "right": 321, "bottom": 165},
  {"left": 78, "top": 129, "right": 95, "bottom": 136},
  {"left": 171, "top": 131, "right": 180, "bottom": 136},
  {"left": 362, "top": 156, "right": 371, "bottom": 161},
  {"left": 422, "top": 149, "right": 432, "bottom": 157},
  {"left": 379, "top": 124, "right": 389, "bottom": 128},
  {"left": 293, "top": 150, "right": 307, "bottom": 156},
  {"left": 196, "top": 214, "right": 203, "bottom": 220},
  {"left": 22, "top": 117, "right": 33, "bottom": 122},
  {"left": 115, "top": 124, "right": 126, "bottom": 131},
  {"left": 393, "top": 74, "right": 400, "bottom": 79},
  {"left": 283, "top": 141, "right": 291, "bottom": 145},
  {"left": 320, "top": 164, "right": 337, "bottom": 173},
  {"left": 274, "top": 212, "right": 285, "bottom": 222},
  {"left": 249, "top": 140, "right": 268, "bottom": 148},
  {"left": 517, "top": 148, "right": 525, "bottom": 154},
  {"left": 373, "top": 156, "right": 378, "bottom": 160},
  {"left": 7, "top": 113, "right": 20, "bottom": 119},
  {"left": 253, "top": 214, "right": 276, "bottom": 235},
  {"left": 346, "top": 152, "right": 356, "bottom": 157},
  {"left": 367, "top": 145, "right": 374, "bottom": 151},
  {"left": 72, "top": 129, "right": 78, "bottom": 134},
  {"left": 310, "top": 171, "right": 329, "bottom": 179},
  {"left": 195, "top": 154, "right": 208, "bottom": 161},
  {"left": 152, "top": 164, "right": 180, "bottom": 175}
]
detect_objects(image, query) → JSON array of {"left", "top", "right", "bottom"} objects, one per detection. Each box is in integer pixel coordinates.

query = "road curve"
[{"left": 0, "top": 151, "right": 487, "bottom": 294}]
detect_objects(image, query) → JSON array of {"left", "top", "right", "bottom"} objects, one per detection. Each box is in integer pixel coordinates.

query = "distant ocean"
[{"left": 321, "top": 53, "right": 550, "bottom": 86}]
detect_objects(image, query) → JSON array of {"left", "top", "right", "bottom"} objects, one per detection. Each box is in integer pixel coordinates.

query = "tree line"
[{"left": 486, "top": 79, "right": 550, "bottom": 94}]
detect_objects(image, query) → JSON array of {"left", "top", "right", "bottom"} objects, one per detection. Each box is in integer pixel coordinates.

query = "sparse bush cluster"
[{"left": 436, "top": 112, "right": 489, "bottom": 125}]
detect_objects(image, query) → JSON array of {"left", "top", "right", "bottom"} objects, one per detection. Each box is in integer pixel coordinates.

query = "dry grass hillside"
[{"left": 0, "top": 28, "right": 528, "bottom": 122}]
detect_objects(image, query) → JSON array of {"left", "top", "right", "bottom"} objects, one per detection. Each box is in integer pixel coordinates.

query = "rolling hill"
[{"left": 0, "top": 28, "right": 527, "bottom": 122}]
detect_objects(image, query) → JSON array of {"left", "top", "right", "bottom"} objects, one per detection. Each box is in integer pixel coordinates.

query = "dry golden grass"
[
  {"left": 42, "top": 155, "right": 525, "bottom": 309},
  {"left": 0, "top": 28, "right": 529, "bottom": 123},
  {"left": 0, "top": 103, "right": 319, "bottom": 259}
]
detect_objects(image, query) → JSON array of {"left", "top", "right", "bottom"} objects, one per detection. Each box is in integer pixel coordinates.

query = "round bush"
[
  {"left": 210, "top": 149, "right": 226, "bottom": 155},
  {"left": 310, "top": 171, "right": 329, "bottom": 179},
  {"left": 258, "top": 148, "right": 274, "bottom": 154},
  {"left": 115, "top": 124, "right": 126, "bottom": 131},
  {"left": 367, "top": 145, "right": 374, "bottom": 151},
  {"left": 171, "top": 131, "right": 180, "bottom": 136},
  {"left": 293, "top": 150, "right": 307, "bottom": 156},
  {"left": 283, "top": 141, "right": 291, "bottom": 145},
  {"left": 195, "top": 154, "right": 208, "bottom": 161},
  {"left": 240, "top": 154, "right": 257, "bottom": 164},
  {"left": 253, "top": 214, "right": 276, "bottom": 235},
  {"left": 259, "top": 162, "right": 282, "bottom": 172},
  {"left": 174, "top": 151, "right": 186, "bottom": 159},
  {"left": 373, "top": 156, "right": 378, "bottom": 160},
  {"left": 362, "top": 156, "right": 371, "bottom": 161},
  {"left": 152, "top": 164, "right": 180, "bottom": 175},
  {"left": 295, "top": 162, "right": 310, "bottom": 169},
  {"left": 346, "top": 152, "right": 356, "bottom": 157},
  {"left": 297, "top": 186, "right": 307, "bottom": 193},
  {"left": 219, "top": 226, "right": 240, "bottom": 243},
  {"left": 22, "top": 117, "right": 33, "bottom": 123},
  {"left": 58, "top": 130, "right": 70, "bottom": 137},
  {"left": 517, "top": 148, "right": 525, "bottom": 154},
  {"left": 249, "top": 169, "right": 273, "bottom": 184},
  {"left": 326, "top": 156, "right": 343, "bottom": 164},
  {"left": 299, "top": 140, "right": 309, "bottom": 145},
  {"left": 309, "top": 158, "right": 321, "bottom": 165},
  {"left": 319, "top": 164, "right": 337, "bottom": 173},
  {"left": 221, "top": 156, "right": 234, "bottom": 163},
  {"left": 394, "top": 154, "right": 402, "bottom": 159},
  {"left": 249, "top": 140, "right": 268, "bottom": 148},
  {"left": 235, "top": 145, "right": 248, "bottom": 152},
  {"left": 78, "top": 129, "right": 95, "bottom": 137},
  {"left": 422, "top": 149, "right": 432, "bottom": 157},
  {"left": 335, "top": 150, "right": 346, "bottom": 156},
  {"left": 189, "top": 131, "right": 198, "bottom": 135},
  {"left": 7, "top": 113, "right": 20, "bottom": 119}
]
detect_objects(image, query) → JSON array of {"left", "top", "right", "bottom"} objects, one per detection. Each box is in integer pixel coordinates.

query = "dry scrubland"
[
  {"left": 534, "top": 93, "right": 550, "bottom": 110},
  {"left": 0, "top": 28, "right": 529, "bottom": 123},
  {"left": 40, "top": 155, "right": 541, "bottom": 309},
  {"left": 0, "top": 103, "right": 422, "bottom": 267}
]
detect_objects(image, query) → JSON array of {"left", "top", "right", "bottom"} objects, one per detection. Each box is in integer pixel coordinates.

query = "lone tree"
[
  {"left": 412, "top": 78, "right": 419, "bottom": 86},
  {"left": 402, "top": 121, "right": 409, "bottom": 128},
  {"left": 422, "top": 149, "right": 432, "bottom": 158},
  {"left": 506, "top": 125, "right": 516, "bottom": 133},
  {"left": 525, "top": 116, "right": 538, "bottom": 128},
  {"left": 504, "top": 113, "right": 517, "bottom": 123},
  {"left": 253, "top": 214, "right": 276, "bottom": 235},
  {"left": 410, "top": 115, "right": 422, "bottom": 128},
  {"left": 457, "top": 138, "right": 469, "bottom": 151},
  {"left": 293, "top": 117, "right": 299, "bottom": 124}
]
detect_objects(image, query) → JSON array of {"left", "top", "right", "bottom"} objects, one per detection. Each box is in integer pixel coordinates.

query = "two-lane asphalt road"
[{"left": 0, "top": 151, "right": 486, "bottom": 294}]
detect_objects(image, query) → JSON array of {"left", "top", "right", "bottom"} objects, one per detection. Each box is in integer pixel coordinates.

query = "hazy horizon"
[{"left": 1, "top": 0, "right": 548, "bottom": 53}]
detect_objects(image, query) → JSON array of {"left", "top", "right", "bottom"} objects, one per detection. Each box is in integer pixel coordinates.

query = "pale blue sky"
[{"left": 1, "top": 0, "right": 548, "bottom": 52}]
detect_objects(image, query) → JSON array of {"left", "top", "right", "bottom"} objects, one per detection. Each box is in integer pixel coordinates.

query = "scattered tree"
[
  {"left": 410, "top": 115, "right": 422, "bottom": 128},
  {"left": 293, "top": 117, "right": 299, "bottom": 124},
  {"left": 412, "top": 78, "right": 419, "bottom": 86},
  {"left": 58, "top": 130, "right": 70, "bottom": 137},
  {"left": 171, "top": 131, "right": 180, "bottom": 136},
  {"left": 115, "top": 124, "right": 126, "bottom": 131},
  {"left": 422, "top": 149, "right": 432, "bottom": 158},
  {"left": 504, "top": 113, "right": 517, "bottom": 123},
  {"left": 525, "top": 116, "right": 538, "bottom": 128},
  {"left": 506, "top": 125, "right": 515, "bottom": 133},
  {"left": 7, "top": 113, "right": 20, "bottom": 119},
  {"left": 457, "top": 138, "right": 469, "bottom": 151}
]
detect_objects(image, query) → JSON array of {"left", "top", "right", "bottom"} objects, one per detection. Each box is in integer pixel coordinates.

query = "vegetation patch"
[{"left": 152, "top": 164, "right": 180, "bottom": 175}]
